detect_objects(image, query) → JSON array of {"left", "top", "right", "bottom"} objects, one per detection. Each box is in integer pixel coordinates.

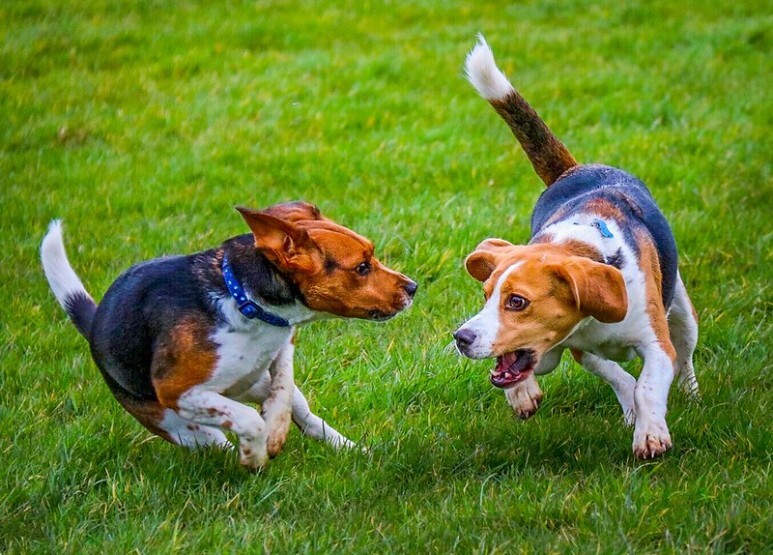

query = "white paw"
[
  {"left": 505, "top": 376, "right": 543, "bottom": 419},
  {"left": 632, "top": 420, "right": 672, "bottom": 459},
  {"left": 265, "top": 413, "right": 292, "bottom": 458},
  {"left": 239, "top": 444, "right": 268, "bottom": 470}
]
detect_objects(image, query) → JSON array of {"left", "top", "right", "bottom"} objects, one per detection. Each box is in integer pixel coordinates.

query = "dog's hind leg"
[
  {"left": 668, "top": 274, "right": 699, "bottom": 398},
  {"left": 109, "top": 381, "right": 231, "bottom": 449},
  {"left": 291, "top": 386, "right": 357, "bottom": 450},
  {"left": 572, "top": 350, "right": 637, "bottom": 426},
  {"left": 156, "top": 409, "right": 232, "bottom": 450}
]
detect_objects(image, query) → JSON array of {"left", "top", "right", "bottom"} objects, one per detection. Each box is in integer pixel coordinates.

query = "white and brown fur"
[
  {"left": 42, "top": 201, "right": 417, "bottom": 469},
  {"left": 454, "top": 37, "right": 698, "bottom": 459}
]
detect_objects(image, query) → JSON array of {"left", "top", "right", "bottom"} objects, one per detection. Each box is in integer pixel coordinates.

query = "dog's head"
[
  {"left": 237, "top": 202, "right": 417, "bottom": 321},
  {"left": 453, "top": 239, "right": 627, "bottom": 389}
]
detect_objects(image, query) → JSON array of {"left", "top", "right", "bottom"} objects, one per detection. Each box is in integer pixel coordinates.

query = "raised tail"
[
  {"left": 41, "top": 220, "right": 97, "bottom": 338},
  {"left": 465, "top": 35, "right": 578, "bottom": 186}
]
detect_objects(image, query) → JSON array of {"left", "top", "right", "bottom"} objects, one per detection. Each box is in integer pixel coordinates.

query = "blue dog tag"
[{"left": 592, "top": 219, "right": 614, "bottom": 238}]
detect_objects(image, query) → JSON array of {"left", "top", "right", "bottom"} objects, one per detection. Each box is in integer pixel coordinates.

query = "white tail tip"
[
  {"left": 465, "top": 34, "right": 514, "bottom": 101},
  {"left": 41, "top": 219, "right": 90, "bottom": 309}
]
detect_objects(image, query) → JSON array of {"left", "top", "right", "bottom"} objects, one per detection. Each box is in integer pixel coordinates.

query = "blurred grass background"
[{"left": 1, "top": 0, "right": 771, "bottom": 552}]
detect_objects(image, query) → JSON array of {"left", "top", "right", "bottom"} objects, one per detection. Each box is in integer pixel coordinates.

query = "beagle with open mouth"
[
  {"left": 454, "top": 37, "right": 699, "bottom": 459},
  {"left": 42, "top": 201, "right": 417, "bottom": 469}
]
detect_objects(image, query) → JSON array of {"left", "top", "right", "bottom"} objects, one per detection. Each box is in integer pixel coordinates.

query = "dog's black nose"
[
  {"left": 404, "top": 280, "right": 418, "bottom": 298},
  {"left": 453, "top": 328, "right": 476, "bottom": 349}
]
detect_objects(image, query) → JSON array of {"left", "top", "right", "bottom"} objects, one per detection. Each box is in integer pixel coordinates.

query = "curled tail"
[
  {"left": 41, "top": 220, "right": 97, "bottom": 338},
  {"left": 465, "top": 35, "right": 578, "bottom": 186}
]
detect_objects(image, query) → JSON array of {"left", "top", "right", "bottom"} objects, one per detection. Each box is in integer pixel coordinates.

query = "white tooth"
[{"left": 504, "top": 372, "right": 513, "bottom": 379}]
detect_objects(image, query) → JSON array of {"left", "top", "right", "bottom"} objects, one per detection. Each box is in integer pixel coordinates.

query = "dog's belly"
[{"left": 205, "top": 325, "right": 293, "bottom": 392}]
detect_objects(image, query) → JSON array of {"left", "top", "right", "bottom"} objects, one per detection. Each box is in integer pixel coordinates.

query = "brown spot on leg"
[{"left": 570, "top": 348, "right": 584, "bottom": 363}]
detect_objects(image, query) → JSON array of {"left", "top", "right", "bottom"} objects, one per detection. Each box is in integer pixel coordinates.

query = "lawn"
[{"left": 1, "top": 0, "right": 771, "bottom": 552}]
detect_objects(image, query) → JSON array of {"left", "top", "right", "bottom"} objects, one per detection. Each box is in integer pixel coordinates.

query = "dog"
[
  {"left": 41, "top": 201, "right": 417, "bottom": 469},
  {"left": 453, "top": 37, "right": 699, "bottom": 459}
]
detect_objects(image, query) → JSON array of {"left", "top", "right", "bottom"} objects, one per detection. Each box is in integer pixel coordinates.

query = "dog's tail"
[
  {"left": 41, "top": 220, "right": 97, "bottom": 338},
  {"left": 465, "top": 35, "right": 578, "bottom": 187}
]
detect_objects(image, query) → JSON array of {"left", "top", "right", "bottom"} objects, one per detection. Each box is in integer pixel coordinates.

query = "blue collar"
[{"left": 221, "top": 255, "right": 291, "bottom": 327}]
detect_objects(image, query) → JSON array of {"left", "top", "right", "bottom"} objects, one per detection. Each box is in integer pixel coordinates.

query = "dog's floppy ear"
[
  {"left": 464, "top": 238, "right": 516, "bottom": 282},
  {"left": 549, "top": 257, "right": 628, "bottom": 323},
  {"left": 260, "top": 200, "right": 327, "bottom": 223},
  {"left": 236, "top": 206, "right": 321, "bottom": 273}
]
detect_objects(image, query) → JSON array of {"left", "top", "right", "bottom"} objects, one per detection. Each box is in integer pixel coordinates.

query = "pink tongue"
[{"left": 495, "top": 352, "right": 518, "bottom": 374}]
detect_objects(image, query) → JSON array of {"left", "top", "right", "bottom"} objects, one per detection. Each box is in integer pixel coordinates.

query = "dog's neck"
[
  {"left": 193, "top": 234, "right": 319, "bottom": 327},
  {"left": 530, "top": 217, "right": 624, "bottom": 269}
]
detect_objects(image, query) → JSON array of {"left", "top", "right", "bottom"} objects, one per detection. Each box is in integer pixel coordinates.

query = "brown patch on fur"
[
  {"left": 152, "top": 316, "right": 218, "bottom": 409},
  {"left": 570, "top": 348, "right": 584, "bottom": 363},
  {"left": 636, "top": 231, "right": 677, "bottom": 362},
  {"left": 558, "top": 239, "right": 605, "bottom": 264},
  {"left": 529, "top": 233, "right": 554, "bottom": 245},
  {"left": 583, "top": 197, "right": 626, "bottom": 221},
  {"left": 490, "top": 92, "right": 578, "bottom": 187}
]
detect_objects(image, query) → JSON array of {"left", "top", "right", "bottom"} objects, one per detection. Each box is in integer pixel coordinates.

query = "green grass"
[{"left": 1, "top": 0, "right": 771, "bottom": 552}]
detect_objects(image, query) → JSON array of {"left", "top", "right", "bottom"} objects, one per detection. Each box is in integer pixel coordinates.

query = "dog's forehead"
[{"left": 486, "top": 252, "right": 555, "bottom": 296}]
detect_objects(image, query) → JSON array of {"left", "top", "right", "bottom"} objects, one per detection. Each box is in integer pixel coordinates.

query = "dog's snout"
[
  {"left": 403, "top": 280, "right": 418, "bottom": 298},
  {"left": 453, "top": 328, "right": 477, "bottom": 349}
]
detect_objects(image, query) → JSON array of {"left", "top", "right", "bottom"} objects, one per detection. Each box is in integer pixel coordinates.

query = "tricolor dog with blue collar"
[{"left": 42, "top": 201, "right": 417, "bottom": 470}]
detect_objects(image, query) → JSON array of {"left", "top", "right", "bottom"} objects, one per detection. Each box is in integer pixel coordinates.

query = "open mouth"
[{"left": 490, "top": 349, "right": 536, "bottom": 389}]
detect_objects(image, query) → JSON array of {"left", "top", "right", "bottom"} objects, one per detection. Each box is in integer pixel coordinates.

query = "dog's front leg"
[
  {"left": 505, "top": 348, "right": 561, "bottom": 419},
  {"left": 262, "top": 343, "right": 295, "bottom": 458},
  {"left": 632, "top": 343, "right": 675, "bottom": 459},
  {"left": 291, "top": 386, "right": 357, "bottom": 450}
]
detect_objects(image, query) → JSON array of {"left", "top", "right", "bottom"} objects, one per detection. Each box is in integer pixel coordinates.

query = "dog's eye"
[
  {"left": 356, "top": 262, "right": 371, "bottom": 276},
  {"left": 506, "top": 294, "right": 529, "bottom": 311}
]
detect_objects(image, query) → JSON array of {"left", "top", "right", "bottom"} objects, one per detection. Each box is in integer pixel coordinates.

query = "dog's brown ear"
[
  {"left": 464, "top": 238, "right": 516, "bottom": 282},
  {"left": 236, "top": 206, "right": 321, "bottom": 273},
  {"left": 550, "top": 257, "right": 628, "bottom": 323},
  {"left": 261, "top": 200, "right": 327, "bottom": 223}
]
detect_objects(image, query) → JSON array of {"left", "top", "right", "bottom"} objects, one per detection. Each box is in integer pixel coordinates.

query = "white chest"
[{"left": 207, "top": 324, "right": 293, "bottom": 391}]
